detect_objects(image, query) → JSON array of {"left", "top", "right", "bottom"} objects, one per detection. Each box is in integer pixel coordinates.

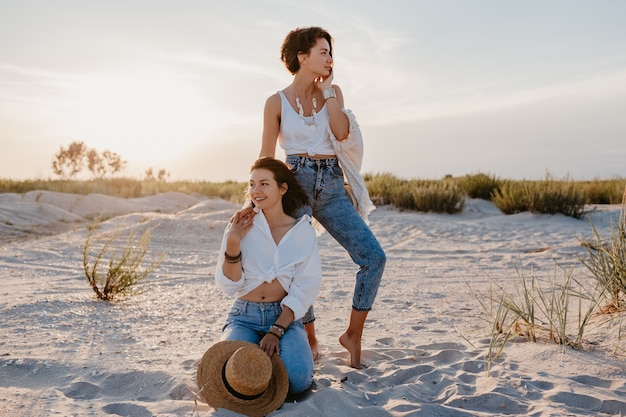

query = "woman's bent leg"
[{"left": 280, "top": 321, "right": 314, "bottom": 395}]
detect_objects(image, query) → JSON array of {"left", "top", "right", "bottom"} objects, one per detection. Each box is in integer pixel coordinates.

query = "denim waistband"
[
  {"left": 233, "top": 298, "right": 282, "bottom": 313},
  {"left": 286, "top": 155, "right": 339, "bottom": 169}
]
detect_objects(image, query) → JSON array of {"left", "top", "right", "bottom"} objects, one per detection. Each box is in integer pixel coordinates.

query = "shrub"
[
  {"left": 83, "top": 218, "right": 165, "bottom": 301},
  {"left": 459, "top": 172, "right": 502, "bottom": 200},
  {"left": 526, "top": 175, "right": 586, "bottom": 219},
  {"left": 491, "top": 181, "right": 528, "bottom": 214},
  {"left": 364, "top": 172, "right": 404, "bottom": 205},
  {"left": 492, "top": 174, "right": 586, "bottom": 219},
  {"left": 583, "top": 178, "right": 626, "bottom": 204},
  {"left": 387, "top": 180, "right": 464, "bottom": 213}
]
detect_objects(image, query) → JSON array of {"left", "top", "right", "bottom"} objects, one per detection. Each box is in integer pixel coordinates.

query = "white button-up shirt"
[{"left": 215, "top": 210, "right": 322, "bottom": 320}]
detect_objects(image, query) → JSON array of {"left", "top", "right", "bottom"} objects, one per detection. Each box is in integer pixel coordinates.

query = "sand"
[{"left": 1, "top": 190, "right": 626, "bottom": 416}]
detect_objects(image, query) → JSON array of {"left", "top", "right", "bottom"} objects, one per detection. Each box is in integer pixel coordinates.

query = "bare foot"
[
  {"left": 305, "top": 322, "right": 319, "bottom": 361},
  {"left": 339, "top": 331, "right": 363, "bottom": 369},
  {"left": 309, "top": 339, "right": 319, "bottom": 361}
]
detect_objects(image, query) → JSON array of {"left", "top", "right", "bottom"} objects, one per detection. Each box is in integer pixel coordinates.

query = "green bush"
[
  {"left": 364, "top": 172, "right": 404, "bottom": 205},
  {"left": 459, "top": 172, "right": 503, "bottom": 200},
  {"left": 83, "top": 218, "right": 165, "bottom": 301},
  {"left": 388, "top": 181, "right": 464, "bottom": 213},
  {"left": 492, "top": 175, "right": 586, "bottom": 219},
  {"left": 491, "top": 181, "right": 528, "bottom": 214},
  {"left": 582, "top": 178, "right": 626, "bottom": 204}
]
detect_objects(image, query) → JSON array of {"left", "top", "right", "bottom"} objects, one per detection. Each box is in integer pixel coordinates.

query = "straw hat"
[{"left": 197, "top": 340, "right": 289, "bottom": 417}]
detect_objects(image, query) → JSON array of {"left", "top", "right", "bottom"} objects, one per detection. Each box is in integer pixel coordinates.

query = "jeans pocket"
[
  {"left": 227, "top": 304, "right": 243, "bottom": 317},
  {"left": 330, "top": 165, "right": 344, "bottom": 178},
  {"left": 289, "top": 164, "right": 301, "bottom": 175}
]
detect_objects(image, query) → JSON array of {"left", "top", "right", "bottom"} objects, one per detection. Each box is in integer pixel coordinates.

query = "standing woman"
[{"left": 259, "top": 26, "right": 386, "bottom": 368}]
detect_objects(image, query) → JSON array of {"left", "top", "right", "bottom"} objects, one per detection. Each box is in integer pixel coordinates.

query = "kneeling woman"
[{"left": 215, "top": 157, "right": 322, "bottom": 395}]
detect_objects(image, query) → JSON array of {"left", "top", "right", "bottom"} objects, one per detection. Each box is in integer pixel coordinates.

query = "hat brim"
[{"left": 197, "top": 340, "right": 289, "bottom": 417}]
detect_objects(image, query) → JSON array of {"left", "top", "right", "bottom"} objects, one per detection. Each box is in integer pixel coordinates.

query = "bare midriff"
[
  {"left": 291, "top": 153, "right": 336, "bottom": 159},
  {"left": 240, "top": 279, "right": 287, "bottom": 303}
]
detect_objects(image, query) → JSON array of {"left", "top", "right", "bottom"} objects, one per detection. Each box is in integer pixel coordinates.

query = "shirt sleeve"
[{"left": 280, "top": 226, "right": 322, "bottom": 320}]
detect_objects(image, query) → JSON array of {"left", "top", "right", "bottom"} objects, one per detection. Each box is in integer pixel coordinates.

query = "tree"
[
  {"left": 52, "top": 141, "right": 87, "bottom": 179},
  {"left": 144, "top": 167, "right": 170, "bottom": 182},
  {"left": 52, "top": 141, "right": 127, "bottom": 179},
  {"left": 87, "top": 149, "right": 127, "bottom": 178}
]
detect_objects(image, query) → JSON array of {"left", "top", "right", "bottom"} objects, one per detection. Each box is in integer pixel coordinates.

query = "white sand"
[{"left": 1, "top": 190, "right": 626, "bottom": 416}]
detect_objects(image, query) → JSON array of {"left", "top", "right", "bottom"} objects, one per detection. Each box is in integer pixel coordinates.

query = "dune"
[{"left": 1, "top": 191, "right": 625, "bottom": 416}]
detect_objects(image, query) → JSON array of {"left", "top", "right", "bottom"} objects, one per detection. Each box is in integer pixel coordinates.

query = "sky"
[{"left": 1, "top": 0, "right": 625, "bottom": 182}]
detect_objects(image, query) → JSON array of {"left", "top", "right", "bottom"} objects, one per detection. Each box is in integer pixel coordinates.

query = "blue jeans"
[
  {"left": 220, "top": 299, "right": 314, "bottom": 395},
  {"left": 286, "top": 155, "right": 386, "bottom": 323}
]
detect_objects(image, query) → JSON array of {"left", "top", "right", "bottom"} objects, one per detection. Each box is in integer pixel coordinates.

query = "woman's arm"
[
  {"left": 316, "top": 71, "right": 349, "bottom": 141},
  {"left": 259, "top": 93, "right": 281, "bottom": 158},
  {"left": 259, "top": 307, "right": 295, "bottom": 356},
  {"left": 324, "top": 84, "right": 350, "bottom": 141},
  {"left": 215, "top": 209, "right": 254, "bottom": 290}
]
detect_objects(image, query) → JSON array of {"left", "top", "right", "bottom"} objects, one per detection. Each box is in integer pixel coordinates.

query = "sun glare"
[{"left": 70, "top": 72, "right": 226, "bottom": 166}]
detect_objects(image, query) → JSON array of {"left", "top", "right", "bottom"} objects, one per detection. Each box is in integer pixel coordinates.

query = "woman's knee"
[
  {"left": 287, "top": 369, "right": 313, "bottom": 395},
  {"left": 364, "top": 242, "right": 386, "bottom": 272}
]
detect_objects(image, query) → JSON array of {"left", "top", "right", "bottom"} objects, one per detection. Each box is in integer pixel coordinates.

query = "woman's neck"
[
  {"left": 262, "top": 206, "right": 291, "bottom": 229},
  {"left": 291, "top": 75, "right": 317, "bottom": 98}
]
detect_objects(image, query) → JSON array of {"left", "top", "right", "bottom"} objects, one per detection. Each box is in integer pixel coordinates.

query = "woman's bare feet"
[
  {"left": 305, "top": 322, "right": 319, "bottom": 361},
  {"left": 339, "top": 331, "right": 363, "bottom": 369},
  {"left": 339, "top": 309, "right": 369, "bottom": 369}
]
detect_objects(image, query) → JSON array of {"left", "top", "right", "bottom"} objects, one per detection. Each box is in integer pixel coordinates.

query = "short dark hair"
[
  {"left": 280, "top": 27, "right": 333, "bottom": 74},
  {"left": 249, "top": 157, "right": 309, "bottom": 216}
]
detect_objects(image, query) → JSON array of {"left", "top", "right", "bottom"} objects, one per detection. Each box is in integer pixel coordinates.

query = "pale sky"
[{"left": 1, "top": 0, "right": 625, "bottom": 182}]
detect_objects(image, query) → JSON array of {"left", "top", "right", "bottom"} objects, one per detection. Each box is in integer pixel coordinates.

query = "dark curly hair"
[
  {"left": 249, "top": 157, "right": 310, "bottom": 216},
  {"left": 280, "top": 26, "right": 333, "bottom": 74}
]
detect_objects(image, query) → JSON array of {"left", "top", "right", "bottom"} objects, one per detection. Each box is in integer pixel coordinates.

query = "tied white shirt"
[{"left": 215, "top": 210, "right": 322, "bottom": 320}]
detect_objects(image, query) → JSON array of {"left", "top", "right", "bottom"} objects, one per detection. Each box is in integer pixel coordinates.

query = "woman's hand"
[
  {"left": 259, "top": 332, "right": 281, "bottom": 356},
  {"left": 226, "top": 208, "right": 256, "bottom": 244},
  {"left": 315, "top": 68, "right": 334, "bottom": 91}
]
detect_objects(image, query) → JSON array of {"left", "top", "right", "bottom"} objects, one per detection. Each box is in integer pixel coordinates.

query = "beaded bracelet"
[
  {"left": 265, "top": 331, "right": 280, "bottom": 340},
  {"left": 224, "top": 251, "right": 242, "bottom": 263},
  {"left": 271, "top": 324, "right": 285, "bottom": 337}
]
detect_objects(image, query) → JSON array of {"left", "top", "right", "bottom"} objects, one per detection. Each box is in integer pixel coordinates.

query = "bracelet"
[
  {"left": 271, "top": 324, "right": 285, "bottom": 337},
  {"left": 322, "top": 87, "right": 336, "bottom": 100},
  {"left": 224, "top": 251, "right": 242, "bottom": 263},
  {"left": 266, "top": 331, "right": 281, "bottom": 340}
]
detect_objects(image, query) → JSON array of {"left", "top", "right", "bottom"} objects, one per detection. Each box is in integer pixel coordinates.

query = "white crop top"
[{"left": 277, "top": 90, "right": 335, "bottom": 156}]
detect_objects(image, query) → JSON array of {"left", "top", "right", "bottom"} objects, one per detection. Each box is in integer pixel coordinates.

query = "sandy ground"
[{"left": 1, "top": 190, "right": 626, "bottom": 416}]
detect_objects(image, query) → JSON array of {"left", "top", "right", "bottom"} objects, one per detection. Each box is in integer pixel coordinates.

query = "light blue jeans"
[
  {"left": 220, "top": 299, "right": 313, "bottom": 395},
  {"left": 286, "top": 155, "right": 386, "bottom": 323}
]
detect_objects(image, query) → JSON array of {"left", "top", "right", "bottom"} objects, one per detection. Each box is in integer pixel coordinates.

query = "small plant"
[
  {"left": 580, "top": 187, "right": 626, "bottom": 312},
  {"left": 83, "top": 218, "right": 164, "bottom": 301},
  {"left": 472, "top": 261, "right": 603, "bottom": 373},
  {"left": 469, "top": 282, "right": 516, "bottom": 373}
]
